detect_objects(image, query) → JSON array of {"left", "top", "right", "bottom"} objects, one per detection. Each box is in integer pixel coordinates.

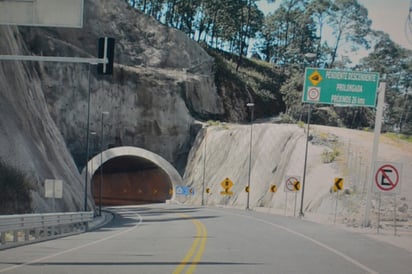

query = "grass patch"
[
  {"left": 207, "top": 120, "right": 229, "bottom": 129},
  {"left": 384, "top": 132, "right": 412, "bottom": 143},
  {"left": 321, "top": 147, "right": 341, "bottom": 163}
]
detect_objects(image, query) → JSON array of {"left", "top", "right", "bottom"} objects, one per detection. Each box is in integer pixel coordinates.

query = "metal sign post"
[
  {"left": 367, "top": 160, "right": 403, "bottom": 229},
  {"left": 284, "top": 193, "right": 288, "bottom": 216},
  {"left": 394, "top": 194, "right": 397, "bottom": 236},
  {"left": 294, "top": 192, "right": 298, "bottom": 217},
  {"left": 285, "top": 175, "right": 301, "bottom": 217},
  {"left": 377, "top": 193, "right": 381, "bottom": 234},
  {"left": 363, "top": 83, "right": 386, "bottom": 227},
  {"left": 334, "top": 190, "right": 339, "bottom": 224},
  {"left": 301, "top": 68, "right": 379, "bottom": 218}
]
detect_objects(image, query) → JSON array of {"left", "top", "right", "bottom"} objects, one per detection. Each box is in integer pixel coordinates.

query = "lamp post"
[
  {"left": 99, "top": 111, "right": 109, "bottom": 217},
  {"left": 90, "top": 131, "right": 97, "bottom": 198},
  {"left": 84, "top": 64, "right": 92, "bottom": 212},
  {"left": 201, "top": 126, "right": 208, "bottom": 206},
  {"left": 246, "top": 102, "right": 254, "bottom": 210},
  {"left": 299, "top": 104, "right": 311, "bottom": 217}
]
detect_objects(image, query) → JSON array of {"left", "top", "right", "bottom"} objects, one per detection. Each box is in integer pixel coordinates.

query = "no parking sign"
[{"left": 372, "top": 161, "right": 403, "bottom": 194}]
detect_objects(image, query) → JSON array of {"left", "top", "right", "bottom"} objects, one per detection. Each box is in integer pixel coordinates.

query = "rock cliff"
[
  {"left": 0, "top": 0, "right": 226, "bottom": 212},
  {"left": 17, "top": 0, "right": 225, "bottom": 172},
  {"left": 0, "top": 26, "right": 87, "bottom": 212}
]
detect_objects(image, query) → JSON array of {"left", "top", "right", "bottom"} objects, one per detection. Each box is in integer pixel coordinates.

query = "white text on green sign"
[{"left": 302, "top": 68, "right": 379, "bottom": 107}]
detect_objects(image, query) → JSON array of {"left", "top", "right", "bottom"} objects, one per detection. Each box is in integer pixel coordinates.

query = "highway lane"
[{"left": 0, "top": 204, "right": 411, "bottom": 274}]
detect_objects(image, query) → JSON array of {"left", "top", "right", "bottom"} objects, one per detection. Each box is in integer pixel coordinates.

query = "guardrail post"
[
  {"left": 1, "top": 231, "right": 5, "bottom": 244},
  {"left": 24, "top": 229, "right": 29, "bottom": 241}
]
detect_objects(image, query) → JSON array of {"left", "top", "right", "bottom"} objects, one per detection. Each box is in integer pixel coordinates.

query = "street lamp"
[
  {"left": 246, "top": 102, "right": 254, "bottom": 210},
  {"left": 84, "top": 64, "right": 92, "bottom": 212},
  {"left": 201, "top": 126, "right": 208, "bottom": 206},
  {"left": 299, "top": 104, "right": 311, "bottom": 217},
  {"left": 99, "top": 111, "right": 109, "bottom": 216},
  {"left": 90, "top": 131, "right": 97, "bottom": 198}
]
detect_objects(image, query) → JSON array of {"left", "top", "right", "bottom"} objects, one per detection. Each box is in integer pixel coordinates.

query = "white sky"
[{"left": 257, "top": 0, "right": 412, "bottom": 51}]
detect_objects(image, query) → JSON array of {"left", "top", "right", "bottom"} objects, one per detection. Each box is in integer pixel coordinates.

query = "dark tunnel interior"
[{"left": 91, "top": 156, "right": 173, "bottom": 206}]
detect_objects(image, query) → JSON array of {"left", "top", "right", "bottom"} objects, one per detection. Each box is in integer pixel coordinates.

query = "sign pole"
[
  {"left": 294, "top": 192, "right": 297, "bottom": 217},
  {"left": 394, "top": 194, "right": 397, "bottom": 236},
  {"left": 285, "top": 193, "right": 288, "bottom": 216},
  {"left": 299, "top": 104, "right": 311, "bottom": 217},
  {"left": 334, "top": 190, "right": 338, "bottom": 224},
  {"left": 52, "top": 181, "right": 56, "bottom": 213},
  {"left": 377, "top": 193, "right": 381, "bottom": 234},
  {"left": 363, "top": 82, "right": 386, "bottom": 227}
]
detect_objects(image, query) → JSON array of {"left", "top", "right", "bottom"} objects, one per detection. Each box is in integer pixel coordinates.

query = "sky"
[{"left": 257, "top": 0, "right": 412, "bottom": 52}]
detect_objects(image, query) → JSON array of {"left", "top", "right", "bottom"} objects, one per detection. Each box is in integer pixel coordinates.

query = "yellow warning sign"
[
  {"left": 293, "top": 181, "right": 301, "bottom": 191},
  {"left": 333, "top": 177, "right": 344, "bottom": 192},
  {"left": 220, "top": 177, "right": 234, "bottom": 195},
  {"left": 270, "top": 185, "right": 277, "bottom": 193},
  {"left": 245, "top": 186, "right": 250, "bottom": 193},
  {"left": 309, "top": 70, "right": 323, "bottom": 86}
]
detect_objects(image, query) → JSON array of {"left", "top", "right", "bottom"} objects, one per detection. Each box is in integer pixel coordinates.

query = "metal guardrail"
[{"left": 0, "top": 212, "right": 93, "bottom": 250}]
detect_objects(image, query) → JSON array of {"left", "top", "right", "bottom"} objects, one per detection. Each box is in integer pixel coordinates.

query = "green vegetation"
[
  {"left": 207, "top": 120, "right": 229, "bottom": 129},
  {"left": 321, "top": 147, "right": 340, "bottom": 163},
  {"left": 128, "top": 0, "right": 411, "bottom": 135},
  {"left": 384, "top": 132, "right": 412, "bottom": 143},
  {"left": 0, "top": 159, "right": 33, "bottom": 214}
]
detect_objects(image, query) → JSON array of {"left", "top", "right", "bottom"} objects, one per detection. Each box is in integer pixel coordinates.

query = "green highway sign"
[{"left": 302, "top": 68, "right": 379, "bottom": 107}]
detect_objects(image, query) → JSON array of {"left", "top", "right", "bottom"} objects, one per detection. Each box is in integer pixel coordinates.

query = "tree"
[
  {"left": 235, "top": 0, "right": 264, "bottom": 71},
  {"left": 280, "top": 70, "right": 305, "bottom": 120},
  {"left": 255, "top": 0, "right": 318, "bottom": 68},
  {"left": 327, "top": 0, "right": 371, "bottom": 67},
  {"left": 357, "top": 31, "right": 412, "bottom": 133},
  {"left": 307, "top": 0, "right": 331, "bottom": 66}
]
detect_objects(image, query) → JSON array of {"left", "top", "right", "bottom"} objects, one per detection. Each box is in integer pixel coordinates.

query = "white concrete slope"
[
  {"left": 181, "top": 123, "right": 412, "bottom": 232},
  {"left": 181, "top": 123, "right": 338, "bottom": 214}
]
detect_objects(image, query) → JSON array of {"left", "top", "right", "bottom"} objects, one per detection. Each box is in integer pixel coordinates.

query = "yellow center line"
[
  {"left": 173, "top": 214, "right": 208, "bottom": 274},
  {"left": 186, "top": 220, "right": 208, "bottom": 274}
]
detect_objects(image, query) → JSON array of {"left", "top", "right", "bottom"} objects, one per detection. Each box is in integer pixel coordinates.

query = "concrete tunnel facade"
[{"left": 82, "top": 146, "right": 183, "bottom": 206}]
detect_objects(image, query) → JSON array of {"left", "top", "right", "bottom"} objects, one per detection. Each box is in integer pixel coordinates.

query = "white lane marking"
[
  {"left": 208, "top": 208, "right": 379, "bottom": 274},
  {"left": 0, "top": 210, "right": 143, "bottom": 273}
]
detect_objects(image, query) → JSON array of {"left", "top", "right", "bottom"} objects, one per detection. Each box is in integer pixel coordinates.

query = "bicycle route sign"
[{"left": 372, "top": 161, "right": 403, "bottom": 194}]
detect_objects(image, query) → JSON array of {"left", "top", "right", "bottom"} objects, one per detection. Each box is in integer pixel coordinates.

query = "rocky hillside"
[
  {"left": 17, "top": 0, "right": 225, "bottom": 172},
  {"left": 1, "top": 0, "right": 276, "bottom": 212},
  {"left": 0, "top": 26, "right": 87, "bottom": 212}
]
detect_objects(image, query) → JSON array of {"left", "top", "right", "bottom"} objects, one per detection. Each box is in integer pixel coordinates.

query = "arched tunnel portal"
[{"left": 83, "top": 146, "right": 182, "bottom": 206}]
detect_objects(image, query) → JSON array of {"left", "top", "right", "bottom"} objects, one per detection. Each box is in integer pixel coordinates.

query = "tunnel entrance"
[
  {"left": 91, "top": 156, "right": 172, "bottom": 205},
  {"left": 83, "top": 146, "right": 182, "bottom": 207}
]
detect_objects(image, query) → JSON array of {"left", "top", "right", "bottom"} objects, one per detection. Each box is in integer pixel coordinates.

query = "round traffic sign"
[
  {"left": 308, "top": 87, "right": 320, "bottom": 101},
  {"left": 374, "top": 164, "right": 399, "bottom": 191},
  {"left": 285, "top": 177, "right": 298, "bottom": 192}
]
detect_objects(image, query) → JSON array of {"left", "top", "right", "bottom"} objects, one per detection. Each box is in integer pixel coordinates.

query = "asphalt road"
[{"left": 0, "top": 204, "right": 411, "bottom": 274}]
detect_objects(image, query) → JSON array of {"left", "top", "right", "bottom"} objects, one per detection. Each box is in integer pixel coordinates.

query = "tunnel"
[{"left": 82, "top": 146, "right": 182, "bottom": 206}]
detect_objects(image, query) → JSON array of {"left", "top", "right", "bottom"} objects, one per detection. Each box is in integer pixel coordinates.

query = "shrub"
[
  {"left": 0, "top": 159, "right": 33, "bottom": 214},
  {"left": 321, "top": 148, "right": 340, "bottom": 163}
]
